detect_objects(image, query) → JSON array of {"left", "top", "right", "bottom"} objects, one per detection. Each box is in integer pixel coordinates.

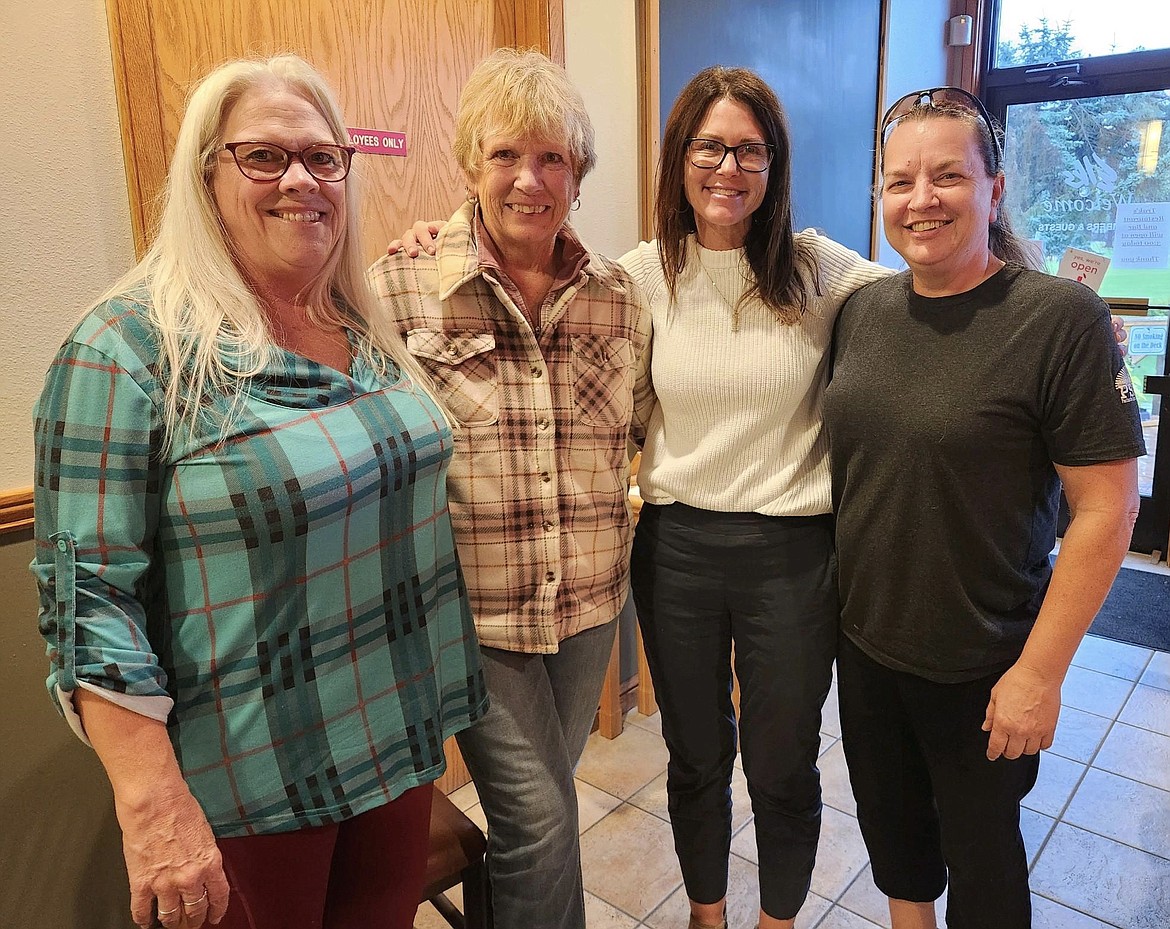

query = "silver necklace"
[{"left": 698, "top": 255, "right": 750, "bottom": 332}]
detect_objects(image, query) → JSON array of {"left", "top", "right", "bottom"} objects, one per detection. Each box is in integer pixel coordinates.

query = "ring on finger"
[
  {"left": 182, "top": 889, "right": 209, "bottom": 908},
  {"left": 157, "top": 904, "right": 180, "bottom": 917}
]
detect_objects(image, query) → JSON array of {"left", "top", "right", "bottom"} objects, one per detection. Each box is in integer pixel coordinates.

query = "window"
[
  {"left": 994, "top": 1, "right": 1170, "bottom": 67},
  {"left": 983, "top": 4, "right": 1170, "bottom": 551}
]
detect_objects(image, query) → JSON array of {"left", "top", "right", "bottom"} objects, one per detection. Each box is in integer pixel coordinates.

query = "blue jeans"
[{"left": 455, "top": 618, "right": 617, "bottom": 929}]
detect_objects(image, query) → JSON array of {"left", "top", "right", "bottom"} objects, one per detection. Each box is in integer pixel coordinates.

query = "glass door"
[
  {"left": 983, "top": 9, "right": 1170, "bottom": 554},
  {"left": 999, "top": 91, "right": 1169, "bottom": 551}
]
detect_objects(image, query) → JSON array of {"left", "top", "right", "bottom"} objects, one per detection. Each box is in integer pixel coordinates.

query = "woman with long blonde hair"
[{"left": 32, "top": 54, "right": 486, "bottom": 929}]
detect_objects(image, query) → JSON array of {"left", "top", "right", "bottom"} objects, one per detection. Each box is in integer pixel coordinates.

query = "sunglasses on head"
[{"left": 880, "top": 87, "right": 1003, "bottom": 169}]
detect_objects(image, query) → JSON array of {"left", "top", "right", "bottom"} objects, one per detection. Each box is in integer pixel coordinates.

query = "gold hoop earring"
[{"left": 571, "top": 197, "right": 581, "bottom": 211}]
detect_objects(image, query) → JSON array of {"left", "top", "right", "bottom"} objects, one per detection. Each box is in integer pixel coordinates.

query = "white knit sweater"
[{"left": 620, "top": 232, "right": 890, "bottom": 516}]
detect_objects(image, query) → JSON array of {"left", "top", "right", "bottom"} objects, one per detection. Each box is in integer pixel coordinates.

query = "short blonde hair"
[{"left": 453, "top": 47, "right": 596, "bottom": 186}]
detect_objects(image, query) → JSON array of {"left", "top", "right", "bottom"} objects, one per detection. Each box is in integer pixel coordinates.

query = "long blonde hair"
[{"left": 98, "top": 54, "right": 440, "bottom": 452}]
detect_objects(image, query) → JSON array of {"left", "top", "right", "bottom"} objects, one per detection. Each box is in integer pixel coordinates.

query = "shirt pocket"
[
  {"left": 407, "top": 328, "right": 499, "bottom": 426},
  {"left": 571, "top": 334, "right": 634, "bottom": 427}
]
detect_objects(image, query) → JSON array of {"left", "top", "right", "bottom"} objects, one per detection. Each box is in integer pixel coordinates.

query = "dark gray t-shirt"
[{"left": 825, "top": 264, "right": 1145, "bottom": 682}]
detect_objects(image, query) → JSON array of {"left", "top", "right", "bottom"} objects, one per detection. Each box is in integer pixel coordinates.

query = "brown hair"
[
  {"left": 656, "top": 66, "right": 817, "bottom": 325},
  {"left": 882, "top": 105, "right": 1043, "bottom": 270}
]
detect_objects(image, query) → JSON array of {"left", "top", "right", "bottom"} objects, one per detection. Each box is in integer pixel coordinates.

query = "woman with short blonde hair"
[{"left": 372, "top": 47, "right": 650, "bottom": 929}]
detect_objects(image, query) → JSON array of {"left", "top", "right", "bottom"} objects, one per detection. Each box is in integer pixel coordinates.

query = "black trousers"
[
  {"left": 836, "top": 634, "right": 1039, "bottom": 929},
  {"left": 630, "top": 503, "right": 838, "bottom": 920}
]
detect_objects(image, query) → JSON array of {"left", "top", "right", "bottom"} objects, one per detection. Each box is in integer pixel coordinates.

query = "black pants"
[
  {"left": 836, "top": 634, "right": 1039, "bottom": 929},
  {"left": 630, "top": 503, "right": 838, "bottom": 920}
]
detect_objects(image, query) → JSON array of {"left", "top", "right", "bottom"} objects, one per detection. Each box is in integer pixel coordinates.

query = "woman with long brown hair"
[{"left": 621, "top": 66, "right": 888, "bottom": 929}]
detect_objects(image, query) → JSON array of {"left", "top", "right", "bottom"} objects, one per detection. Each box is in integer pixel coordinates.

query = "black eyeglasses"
[
  {"left": 880, "top": 87, "right": 1002, "bottom": 168},
  {"left": 221, "top": 141, "right": 356, "bottom": 182},
  {"left": 685, "top": 138, "right": 775, "bottom": 173}
]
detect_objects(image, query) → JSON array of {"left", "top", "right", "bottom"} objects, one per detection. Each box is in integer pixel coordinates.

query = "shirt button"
[
  {"left": 545, "top": 571, "right": 556, "bottom": 583},
  {"left": 533, "top": 368, "right": 543, "bottom": 379},
  {"left": 56, "top": 539, "right": 68, "bottom": 552},
  {"left": 538, "top": 418, "right": 550, "bottom": 430},
  {"left": 543, "top": 521, "right": 554, "bottom": 532},
  {"left": 541, "top": 472, "right": 551, "bottom": 483},
  {"left": 446, "top": 345, "right": 458, "bottom": 356}
]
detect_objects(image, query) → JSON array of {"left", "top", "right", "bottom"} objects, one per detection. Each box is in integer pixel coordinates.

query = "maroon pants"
[{"left": 214, "top": 782, "right": 434, "bottom": 929}]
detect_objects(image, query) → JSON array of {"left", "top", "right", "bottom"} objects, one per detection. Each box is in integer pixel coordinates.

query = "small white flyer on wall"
[
  {"left": 1056, "top": 247, "right": 1110, "bottom": 292},
  {"left": 1113, "top": 202, "right": 1170, "bottom": 270}
]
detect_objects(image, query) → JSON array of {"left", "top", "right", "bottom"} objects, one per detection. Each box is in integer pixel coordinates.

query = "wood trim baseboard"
[
  {"left": 436, "top": 734, "right": 472, "bottom": 793},
  {"left": 0, "top": 487, "right": 34, "bottom": 536}
]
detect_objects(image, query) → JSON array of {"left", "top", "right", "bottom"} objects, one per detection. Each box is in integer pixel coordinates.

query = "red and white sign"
[
  {"left": 347, "top": 127, "right": 408, "bottom": 156},
  {"left": 1056, "top": 246, "right": 1109, "bottom": 292}
]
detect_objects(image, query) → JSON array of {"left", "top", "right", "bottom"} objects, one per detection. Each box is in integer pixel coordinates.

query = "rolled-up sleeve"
[{"left": 32, "top": 336, "right": 174, "bottom": 739}]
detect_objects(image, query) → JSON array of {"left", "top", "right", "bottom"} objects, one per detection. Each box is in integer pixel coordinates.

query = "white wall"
[
  {"left": 563, "top": 0, "right": 642, "bottom": 258},
  {"left": 0, "top": 0, "right": 135, "bottom": 491}
]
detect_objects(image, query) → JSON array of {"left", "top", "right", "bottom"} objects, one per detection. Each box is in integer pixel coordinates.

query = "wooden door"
[
  {"left": 106, "top": 0, "right": 562, "bottom": 264},
  {"left": 104, "top": 0, "right": 563, "bottom": 791}
]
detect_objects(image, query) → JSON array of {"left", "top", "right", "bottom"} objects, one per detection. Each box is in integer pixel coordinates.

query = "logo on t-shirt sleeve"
[{"left": 1115, "top": 366, "right": 1138, "bottom": 404}]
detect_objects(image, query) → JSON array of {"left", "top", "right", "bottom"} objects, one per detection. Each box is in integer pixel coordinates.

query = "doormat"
[{"left": 1088, "top": 567, "right": 1170, "bottom": 652}]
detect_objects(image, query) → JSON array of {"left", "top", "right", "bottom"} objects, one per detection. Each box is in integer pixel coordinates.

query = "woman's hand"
[
  {"left": 386, "top": 220, "right": 446, "bottom": 257},
  {"left": 116, "top": 783, "right": 230, "bottom": 928},
  {"left": 74, "top": 690, "right": 229, "bottom": 927},
  {"left": 982, "top": 661, "right": 1060, "bottom": 761},
  {"left": 1112, "top": 315, "right": 1128, "bottom": 357}
]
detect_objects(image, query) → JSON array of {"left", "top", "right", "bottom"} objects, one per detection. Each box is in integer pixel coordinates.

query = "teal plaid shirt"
[{"left": 32, "top": 295, "right": 487, "bottom": 837}]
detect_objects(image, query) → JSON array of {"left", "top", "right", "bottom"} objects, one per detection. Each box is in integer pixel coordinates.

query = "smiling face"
[
  {"left": 211, "top": 85, "right": 346, "bottom": 299},
  {"left": 881, "top": 115, "right": 1005, "bottom": 294},
  {"left": 472, "top": 134, "right": 578, "bottom": 270},
  {"left": 683, "top": 98, "right": 770, "bottom": 250}
]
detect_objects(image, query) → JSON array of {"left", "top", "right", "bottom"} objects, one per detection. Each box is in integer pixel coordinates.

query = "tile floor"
[{"left": 417, "top": 558, "right": 1170, "bottom": 929}]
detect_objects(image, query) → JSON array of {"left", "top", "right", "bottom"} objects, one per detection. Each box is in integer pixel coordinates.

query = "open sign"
[{"left": 1057, "top": 248, "right": 1109, "bottom": 291}]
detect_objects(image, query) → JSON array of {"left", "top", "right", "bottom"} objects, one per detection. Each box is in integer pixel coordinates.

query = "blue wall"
[
  {"left": 659, "top": 0, "right": 882, "bottom": 254},
  {"left": 877, "top": 0, "right": 950, "bottom": 268}
]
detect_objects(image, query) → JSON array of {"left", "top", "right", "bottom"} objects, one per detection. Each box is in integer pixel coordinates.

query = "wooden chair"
[
  {"left": 597, "top": 455, "right": 651, "bottom": 737},
  {"left": 597, "top": 453, "right": 741, "bottom": 736},
  {"left": 422, "top": 790, "right": 492, "bottom": 929}
]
